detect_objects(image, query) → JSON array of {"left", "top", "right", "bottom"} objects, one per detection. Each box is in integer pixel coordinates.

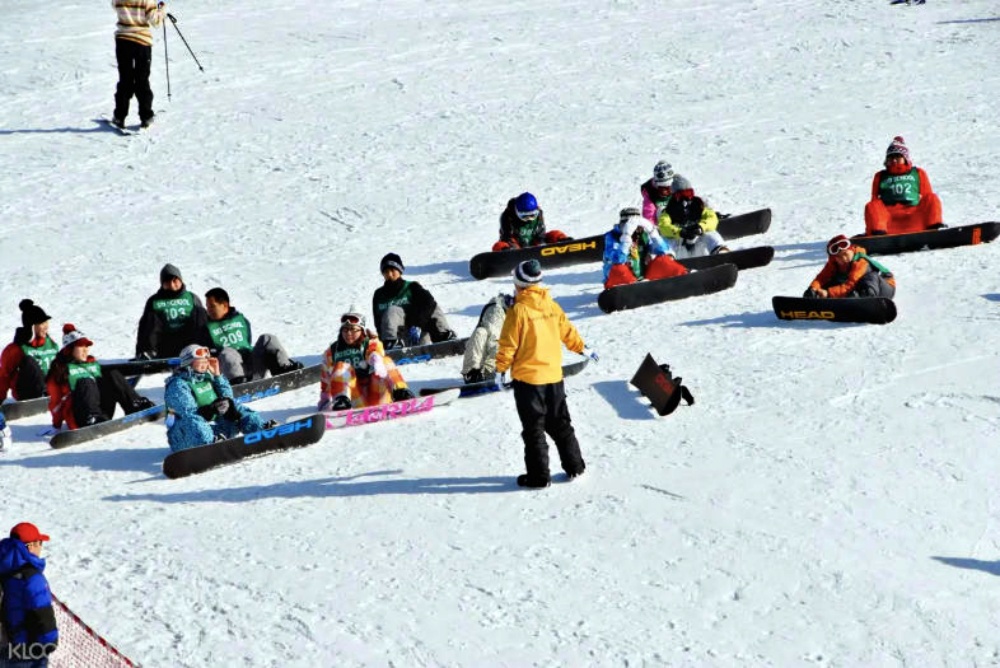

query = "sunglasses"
[
  {"left": 516, "top": 210, "right": 539, "bottom": 222},
  {"left": 828, "top": 238, "right": 852, "bottom": 255}
]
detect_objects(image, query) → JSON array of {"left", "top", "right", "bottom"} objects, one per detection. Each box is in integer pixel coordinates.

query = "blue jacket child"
[
  {"left": 164, "top": 344, "right": 268, "bottom": 452},
  {"left": 0, "top": 523, "right": 58, "bottom": 664}
]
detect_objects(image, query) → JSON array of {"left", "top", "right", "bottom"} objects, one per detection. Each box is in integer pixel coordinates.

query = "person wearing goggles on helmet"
[
  {"left": 805, "top": 234, "right": 896, "bottom": 299},
  {"left": 492, "top": 192, "right": 570, "bottom": 252},
  {"left": 864, "top": 136, "right": 945, "bottom": 236},
  {"left": 656, "top": 174, "right": 729, "bottom": 259},
  {"left": 163, "top": 343, "right": 273, "bottom": 451},
  {"left": 603, "top": 208, "right": 687, "bottom": 289},
  {"left": 318, "top": 308, "right": 414, "bottom": 411}
]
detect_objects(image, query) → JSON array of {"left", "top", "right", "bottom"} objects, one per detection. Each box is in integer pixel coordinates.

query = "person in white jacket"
[{"left": 460, "top": 293, "right": 514, "bottom": 383}]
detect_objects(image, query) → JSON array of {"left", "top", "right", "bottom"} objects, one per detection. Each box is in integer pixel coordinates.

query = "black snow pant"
[
  {"left": 14, "top": 356, "right": 46, "bottom": 400},
  {"left": 72, "top": 370, "right": 147, "bottom": 424},
  {"left": 114, "top": 38, "right": 154, "bottom": 122},
  {"left": 511, "top": 379, "right": 585, "bottom": 483}
]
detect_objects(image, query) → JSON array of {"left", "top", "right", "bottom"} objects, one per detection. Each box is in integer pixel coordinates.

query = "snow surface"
[{"left": 2, "top": 0, "right": 1000, "bottom": 665}]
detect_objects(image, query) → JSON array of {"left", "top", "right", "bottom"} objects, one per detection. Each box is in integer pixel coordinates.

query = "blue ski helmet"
[{"left": 514, "top": 192, "right": 539, "bottom": 220}]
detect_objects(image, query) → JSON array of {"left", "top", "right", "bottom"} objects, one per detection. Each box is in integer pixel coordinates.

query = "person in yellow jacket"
[{"left": 495, "top": 260, "right": 598, "bottom": 488}]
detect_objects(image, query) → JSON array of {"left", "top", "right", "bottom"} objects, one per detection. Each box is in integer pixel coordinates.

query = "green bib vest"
[
  {"left": 152, "top": 292, "right": 197, "bottom": 332},
  {"left": 66, "top": 361, "right": 102, "bottom": 391},
  {"left": 20, "top": 337, "right": 58, "bottom": 375},
  {"left": 330, "top": 339, "right": 369, "bottom": 369},
  {"left": 878, "top": 168, "right": 920, "bottom": 206},
  {"left": 207, "top": 313, "right": 251, "bottom": 351},
  {"left": 375, "top": 282, "right": 413, "bottom": 316},
  {"left": 185, "top": 375, "right": 219, "bottom": 408}
]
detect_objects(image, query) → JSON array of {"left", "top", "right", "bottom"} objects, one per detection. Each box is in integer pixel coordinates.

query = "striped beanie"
[
  {"left": 513, "top": 260, "right": 543, "bottom": 288},
  {"left": 885, "top": 136, "right": 910, "bottom": 165}
]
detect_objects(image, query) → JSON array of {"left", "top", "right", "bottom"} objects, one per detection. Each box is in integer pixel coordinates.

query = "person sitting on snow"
[
  {"left": 202, "top": 287, "right": 303, "bottom": 385},
  {"left": 657, "top": 174, "right": 729, "bottom": 258},
  {"left": 372, "top": 253, "right": 457, "bottom": 349},
  {"left": 0, "top": 299, "right": 58, "bottom": 402},
  {"left": 805, "top": 234, "right": 896, "bottom": 299},
  {"left": 461, "top": 292, "right": 514, "bottom": 384},
  {"left": 46, "top": 324, "right": 155, "bottom": 429},
  {"left": 318, "top": 307, "right": 414, "bottom": 411},
  {"left": 602, "top": 207, "right": 687, "bottom": 289},
  {"left": 864, "top": 136, "right": 945, "bottom": 236},
  {"left": 492, "top": 192, "right": 569, "bottom": 251},
  {"left": 640, "top": 159, "right": 675, "bottom": 223},
  {"left": 164, "top": 344, "right": 272, "bottom": 451}
]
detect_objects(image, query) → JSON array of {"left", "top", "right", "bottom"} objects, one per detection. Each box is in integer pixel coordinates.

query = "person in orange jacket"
[
  {"left": 495, "top": 260, "right": 598, "bottom": 488},
  {"left": 318, "top": 307, "right": 414, "bottom": 411},
  {"left": 0, "top": 300, "right": 58, "bottom": 402},
  {"left": 806, "top": 235, "right": 896, "bottom": 299},
  {"left": 864, "top": 136, "right": 944, "bottom": 236}
]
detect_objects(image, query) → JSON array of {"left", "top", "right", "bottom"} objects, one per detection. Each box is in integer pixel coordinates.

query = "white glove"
[
  {"left": 368, "top": 353, "right": 388, "bottom": 378},
  {"left": 583, "top": 347, "right": 599, "bottom": 363}
]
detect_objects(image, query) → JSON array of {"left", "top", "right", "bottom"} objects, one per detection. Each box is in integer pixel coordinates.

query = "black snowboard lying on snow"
[
  {"left": 597, "top": 264, "right": 738, "bottom": 314},
  {"left": 678, "top": 245, "right": 774, "bottom": 272},
  {"left": 852, "top": 222, "right": 999, "bottom": 255},
  {"left": 162, "top": 413, "right": 327, "bottom": 479},
  {"left": 771, "top": 296, "right": 897, "bottom": 325},
  {"left": 468, "top": 208, "right": 772, "bottom": 279}
]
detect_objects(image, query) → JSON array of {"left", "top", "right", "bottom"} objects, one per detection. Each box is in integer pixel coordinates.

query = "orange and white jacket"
[{"left": 113, "top": 0, "right": 165, "bottom": 47}]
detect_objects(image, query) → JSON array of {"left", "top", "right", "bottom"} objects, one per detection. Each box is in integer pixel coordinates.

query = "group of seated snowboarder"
[
  {"left": 492, "top": 135, "right": 940, "bottom": 295},
  {"left": 0, "top": 136, "right": 941, "bottom": 450}
]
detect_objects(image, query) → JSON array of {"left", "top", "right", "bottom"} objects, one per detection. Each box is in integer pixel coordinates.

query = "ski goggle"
[
  {"left": 341, "top": 314, "right": 362, "bottom": 325},
  {"left": 828, "top": 238, "right": 852, "bottom": 255},
  {"left": 189, "top": 347, "right": 210, "bottom": 359},
  {"left": 516, "top": 209, "right": 539, "bottom": 222}
]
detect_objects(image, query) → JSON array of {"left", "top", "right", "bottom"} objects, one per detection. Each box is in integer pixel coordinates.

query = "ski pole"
[
  {"left": 163, "top": 15, "right": 171, "bottom": 100},
  {"left": 166, "top": 13, "right": 205, "bottom": 73}
]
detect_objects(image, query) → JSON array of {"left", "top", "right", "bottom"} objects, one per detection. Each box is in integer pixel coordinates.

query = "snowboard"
[
  {"left": 320, "top": 388, "right": 462, "bottom": 429},
  {"left": 678, "top": 245, "right": 774, "bottom": 272},
  {"left": 0, "top": 397, "right": 49, "bottom": 421},
  {"left": 98, "top": 116, "right": 137, "bottom": 136},
  {"left": 48, "top": 365, "right": 320, "bottom": 449},
  {"left": 852, "top": 222, "right": 999, "bottom": 256},
  {"left": 772, "top": 296, "right": 897, "bottom": 325},
  {"left": 597, "top": 264, "right": 739, "bottom": 314},
  {"left": 1, "top": 375, "right": 141, "bottom": 422},
  {"left": 629, "top": 353, "right": 695, "bottom": 417},
  {"left": 418, "top": 357, "right": 591, "bottom": 397},
  {"left": 387, "top": 337, "right": 468, "bottom": 364},
  {"left": 468, "top": 208, "right": 772, "bottom": 279},
  {"left": 162, "top": 413, "right": 326, "bottom": 479},
  {"left": 101, "top": 357, "right": 181, "bottom": 375}
]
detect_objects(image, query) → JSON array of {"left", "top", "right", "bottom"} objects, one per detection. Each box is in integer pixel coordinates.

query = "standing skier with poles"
[{"left": 111, "top": 0, "right": 166, "bottom": 130}]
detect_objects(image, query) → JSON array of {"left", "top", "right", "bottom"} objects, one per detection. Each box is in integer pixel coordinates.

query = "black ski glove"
[
  {"left": 464, "top": 369, "right": 485, "bottom": 384},
  {"left": 392, "top": 387, "right": 415, "bottom": 402},
  {"left": 680, "top": 224, "right": 703, "bottom": 242}
]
